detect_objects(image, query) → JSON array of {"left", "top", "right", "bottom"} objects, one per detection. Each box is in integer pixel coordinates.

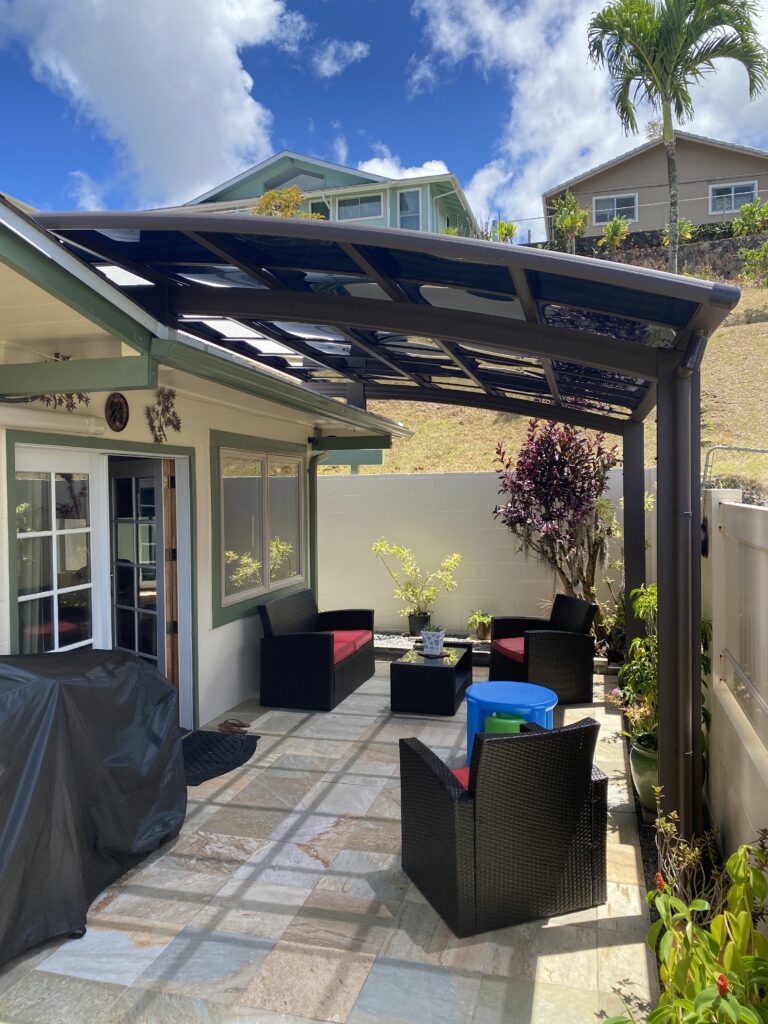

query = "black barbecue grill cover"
[{"left": 0, "top": 649, "right": 187, "bottom": 966}]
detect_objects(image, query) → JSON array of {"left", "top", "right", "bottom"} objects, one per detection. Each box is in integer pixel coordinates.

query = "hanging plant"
[{"left": 146, "top": 387, "right": 181, "bottom": 443}]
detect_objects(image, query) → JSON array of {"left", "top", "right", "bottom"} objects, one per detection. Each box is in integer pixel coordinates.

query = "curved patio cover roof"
[{"left": 35, "top": 212, "right": 740, "bottom": 435}]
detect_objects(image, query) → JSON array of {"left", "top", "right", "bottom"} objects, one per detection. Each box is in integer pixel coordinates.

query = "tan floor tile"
[
  {"left": 240, "top": 941, "right": 374, "bottom": 1022},
  {"left": 281, "top": 890, "right": 399, "bottom": 954}
]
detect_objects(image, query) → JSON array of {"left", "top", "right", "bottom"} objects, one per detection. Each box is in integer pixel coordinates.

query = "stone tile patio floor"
[{"left": 0, "top": 664, "right": 659, "bottom": 1024}]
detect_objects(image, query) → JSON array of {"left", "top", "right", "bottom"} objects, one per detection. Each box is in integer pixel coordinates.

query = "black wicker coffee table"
[{"left": 390, "top": 642, "right": 473, "bottom": 716}]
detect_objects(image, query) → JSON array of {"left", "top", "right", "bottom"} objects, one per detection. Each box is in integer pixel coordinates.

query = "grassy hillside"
[{"left": 320, "top": 286, "right": 768, "bottom": 495}]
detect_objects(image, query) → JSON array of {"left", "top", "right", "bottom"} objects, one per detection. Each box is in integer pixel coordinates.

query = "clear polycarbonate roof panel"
[
  {"left": 358, "top": 245, "right": 518, "bottom": 293},
  {"left": 33, "top": 211, "right": 740, "bottom": 429},
  {"left": 529, "top": 270, "right": 697, "bottom": 327}
]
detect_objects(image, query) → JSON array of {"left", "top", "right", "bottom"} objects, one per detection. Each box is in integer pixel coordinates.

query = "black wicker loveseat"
[
  {"left": 399, "top": 718, "right": 607, "bottom": 937},
  {"left": 258, "top": 588, "right": 375, "bottom": 711},
  {"left": 489, "top": 594, "right": 597, "bottom": 704}
]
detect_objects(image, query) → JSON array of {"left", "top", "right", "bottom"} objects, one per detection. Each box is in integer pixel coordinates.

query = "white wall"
[
  {"left": 703, "top": 489, "right": 768, "bottom": 852},
  {"left": 317, "top": 468, "right": 657, "bottom": 633}
]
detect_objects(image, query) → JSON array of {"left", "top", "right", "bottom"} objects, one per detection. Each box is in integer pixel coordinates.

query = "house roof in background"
[
  {"left": 185, "top": 150, "right": 388, "bottom": 205},
  {"left": 542, "top": 131, "right": 768, "bottom": 200},
  {"left": 32, "top": 209, "right": 740, "bottom": 435}
]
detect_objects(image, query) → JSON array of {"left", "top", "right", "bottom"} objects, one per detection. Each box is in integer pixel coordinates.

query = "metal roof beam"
[
  {"left": 309, "top": 381, "right": 626, "bottom": 434},
  {"left": 170, "top": 288, "right": 660, "bottom": 380},
  {"left": 508, "top": 265, "right": 564, "bottom": 406},
  {"left": 183, "top": 231, "right": 284, "bottom": 289}
]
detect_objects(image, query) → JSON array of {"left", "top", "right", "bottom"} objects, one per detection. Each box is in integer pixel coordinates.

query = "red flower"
[
  {"left": 654, "top": 872, "right": 665, "bottom": 891},
  {"left": 717, "top": 974, "right": 731, "bottom": 997}
]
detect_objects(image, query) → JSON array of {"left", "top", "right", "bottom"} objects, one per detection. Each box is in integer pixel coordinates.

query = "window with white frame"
[
  {"left": 310, "top": 199, "right": 330, "bottom": 219},
  {"left": 709, "top": 181, "right": 757, "bottom": 214},
  {"left": 398, "top": 189, "right": 421, "bottom": 230},
  {"left": 220, "top": 448, "right": 303, "bottom": 603},
  {"left": 593, "top": 194, "right": 637, "bottom": 225},
  {"left": 337, "top": 194, "right": 383, "bottom": 220}
]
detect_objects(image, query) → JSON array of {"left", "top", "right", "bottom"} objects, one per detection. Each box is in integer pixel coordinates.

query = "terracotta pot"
[
  {"left": 408, "top": 613, "right": 430, "bottom": 636},
  {"left": 629, "top": 741, "right": 658, "bottom": 812}
]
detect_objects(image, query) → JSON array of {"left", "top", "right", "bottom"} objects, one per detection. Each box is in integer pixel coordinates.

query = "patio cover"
[{"left": 32, "top": 211, "right": 741, "bottom": 836}]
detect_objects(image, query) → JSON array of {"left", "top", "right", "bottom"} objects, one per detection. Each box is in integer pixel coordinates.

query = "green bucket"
[{"left": 484, "top": 712, "right": 526, "bottom": 734}]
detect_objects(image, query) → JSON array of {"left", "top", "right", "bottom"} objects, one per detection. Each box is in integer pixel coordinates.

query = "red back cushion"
[{"left": 451, "top": 767, "right": 471, "bottom": 790}]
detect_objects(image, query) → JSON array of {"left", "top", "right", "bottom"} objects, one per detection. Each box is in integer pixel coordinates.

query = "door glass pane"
[
  {"left": 138, "top": 566, "right": 157, "bottom": 611},
  {"left": 115, "top": 564, "right": 135, "bottom": 606},
  {"left": 137, "top": 479, "right": 156, "bottom": 518},
  {"left": 18, "top": 536, "right": 53, "bottom": 596},
  {"left": 138, "top": 523, "right": 156, "bottom": 564},
  {"left": 222, "top": 450, "right": 264, "bottom": 597},
  {"left": 116, "top": 522, "right": 136, "bottom": 562},
  {"left": 58, "top": 534, "right": 91, "bottom": 589},
  {"left": 268, "top": 461, "right": 300, "bottom": 584},
  {"left": 113, "top": 477, "right": 133, "bottom": 519},
  {"left": 16, "top": 473, "right": 51, "bottom": 532},
  {"left": 19, "top": 596, "right": 54, "bottom": 654},
  {"left": 115, "top": 608, "right": 136, "bottom": 649},
  {"left": 56, "top": 474, "right": 89, "bottom": 529},
  {"left": 138, "top": 613, "right": 157, "bottom": 657},
  {"left": 59, "top": 590, "right": 92, "bottom": 647}
]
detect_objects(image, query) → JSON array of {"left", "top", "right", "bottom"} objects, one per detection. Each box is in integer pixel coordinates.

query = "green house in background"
[{"left": 183, "top": 150, "right": 478, "bottom": 236}]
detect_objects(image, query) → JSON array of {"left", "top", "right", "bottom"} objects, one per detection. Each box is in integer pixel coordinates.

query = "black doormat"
[{"left": 182, "top": 730, "right": 260, "bottom": 786}]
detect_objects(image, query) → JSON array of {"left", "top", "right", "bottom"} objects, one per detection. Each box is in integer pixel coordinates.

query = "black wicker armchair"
[
  {"left": 399, "top": 718, "right": 607, "bottom": 937},
  {"left": 489, "top": 594, "right": 597, "bottom": 704},
  {"left": 258, "top": 589, "right": 375, "bottom": 711}
]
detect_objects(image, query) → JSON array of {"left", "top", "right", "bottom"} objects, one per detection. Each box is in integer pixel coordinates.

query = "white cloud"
[
  {"left": 312, "top": 39, "right": 369, "bottom": 79},
  {"left": 358, "top": 142, "right": 448, "bottom": 179},
  {"left": 411, "top": 0, "right": 768, "bottom": 239},
  {"left": 332, "top": 134, "right": 349, "bottom": 166},
  {"left": 68, "top": 170, "right": 105, "bottom": 210},
  {"left": 0, "top": 0, "right": 310, "bottom": 207},
  {"left": 407, "top": 55, "right": 439, "bottom": 97}
]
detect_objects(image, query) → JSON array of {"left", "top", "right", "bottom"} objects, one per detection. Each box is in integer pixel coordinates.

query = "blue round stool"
[{"left": 465, "top": 681, "right": 558, "bottom": 764}]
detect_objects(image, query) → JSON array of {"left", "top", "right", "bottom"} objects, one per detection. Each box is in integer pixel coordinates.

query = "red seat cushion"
[
  {"left": 491, "top": 637, "right": 526, "bottom": 663},
  {"left": 451, "top": 767, "right": 471, "bottom": 790},
  {"left": 321, "top": 629, "right": 372, "bottom": 655},
  {"left": 330, "top": 637, "right": 356, "bottom": 664}
]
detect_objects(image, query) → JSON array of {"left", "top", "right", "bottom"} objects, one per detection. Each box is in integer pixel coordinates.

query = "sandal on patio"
[{"left": 217, "top": 719, "right": 250, "bottom": 733}]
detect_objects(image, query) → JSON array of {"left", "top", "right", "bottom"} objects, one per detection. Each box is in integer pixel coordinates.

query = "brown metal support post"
[
  {"left": 346, "top": 382, "right": 367, "bottom": 410},
  {"left": 622, "top": 421, "right": 646, "bottom": 647},
  {"left": 656, "top": 351, "right": 696, "bottom": 837},
  {"left": 690, "top": 368, "right": 703, "bottom": 835}
]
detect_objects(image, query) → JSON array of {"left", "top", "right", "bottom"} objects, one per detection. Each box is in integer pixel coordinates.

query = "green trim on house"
[
  {"left": 311, "top": 434, "right": 391, "bottom": 451},
  {"left": 210, "top": 430, "right": 310, "bottom": 628},
  {"left": 150, "top": 338, "right": 410, "bottom": 439},
  {"left": 0, "top": 354, "right": 158, "bottom": 396},
  {"left": 5, "top": 429, "right": 200, "bottom": 726},
  {"left": 0, "top": 223, "right": 153, "bottom": 354}
]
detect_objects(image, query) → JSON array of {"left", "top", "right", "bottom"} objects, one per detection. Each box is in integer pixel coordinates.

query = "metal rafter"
[
  {"left": 169, "top": 288, "right": 661, "bottom": 380},
  {"left": 341, "top": 241, "right": 498, "bottom": 396},
  {"left": 183, "top": 231, "right": 284, "bottom": 290},
  {"left": 239, "top": 319, "right": 368, "bottom": 384},
  {"left": 508, "top": 265, "right": 563, "bottom": 406}
]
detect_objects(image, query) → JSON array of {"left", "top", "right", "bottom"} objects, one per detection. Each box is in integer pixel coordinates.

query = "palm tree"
[{"left": 588, "top": 0, "right": 768, "bottom": 273}]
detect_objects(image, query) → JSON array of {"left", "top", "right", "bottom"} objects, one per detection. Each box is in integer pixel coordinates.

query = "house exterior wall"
[
  {"left": 0, "top": 368, "right": 321, "bottom": 727},
  {"left": 546, "top": 137, "right": 768, "bottom": 238},
  {"left": 702, "top": 489, "right": 768, "bottom": 854}
]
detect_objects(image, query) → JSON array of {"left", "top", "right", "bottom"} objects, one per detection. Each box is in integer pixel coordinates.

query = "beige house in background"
[{"left": 542, "top": 131, "right": 768, "bottom": 240}]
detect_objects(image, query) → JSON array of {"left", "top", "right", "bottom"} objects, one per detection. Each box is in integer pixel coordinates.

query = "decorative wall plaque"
[{"left": 105, "top": 392, "right": 129, "bottom": 432}]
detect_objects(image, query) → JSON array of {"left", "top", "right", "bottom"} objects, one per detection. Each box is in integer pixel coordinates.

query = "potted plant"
[
  {"left": 421, "top": 624, "right": 446, "bottom": 657},
  {"left": 467, "top": 610, "right": 492, "bottom": 640},
  {"left": 606, "top": 584, "right": 659, "bottom": 811},
  {"left": 371, "top": 539, "right": 462, "bottom": 636}
]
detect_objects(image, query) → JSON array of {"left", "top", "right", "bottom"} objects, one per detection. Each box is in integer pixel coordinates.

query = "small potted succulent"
[
  {"left": 467, "top": 609, "right": 492, "bottom": 640},
  {"left": 420, "top": 624, "right": 446, "bottom": 658}
]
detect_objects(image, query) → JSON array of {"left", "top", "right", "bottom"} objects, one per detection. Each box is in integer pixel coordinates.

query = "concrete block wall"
[{"left": 317, "top": 469, "right": 655, "bottom": 633}]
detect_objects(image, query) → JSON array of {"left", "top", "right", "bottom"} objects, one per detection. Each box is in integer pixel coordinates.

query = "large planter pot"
[
  {"left": 408, "top": 613, "right": 430, "bottom": 636},
  {"left": 629, "top": 740, "right": 658, "bottom": 812},
  {"left": 421, "top": 628, "right": 446, "bottom": 657}
]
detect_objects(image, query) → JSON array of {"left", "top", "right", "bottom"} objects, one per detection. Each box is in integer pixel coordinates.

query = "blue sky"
[{"left": 2, "top": 0, "right": 768, "bottom": 239}]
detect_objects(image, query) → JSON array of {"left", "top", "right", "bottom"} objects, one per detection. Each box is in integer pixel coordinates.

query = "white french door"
[{"left": 15, "top": 447, "right": 110, "bottom": 654}]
